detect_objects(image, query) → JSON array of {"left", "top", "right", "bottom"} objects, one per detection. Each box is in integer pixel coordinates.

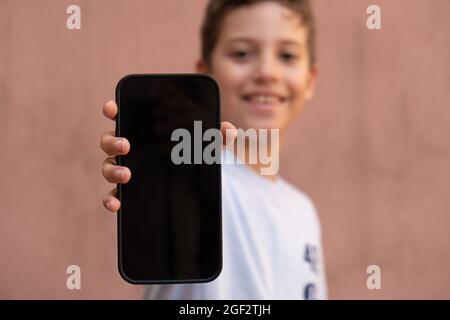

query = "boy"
[{"left": 100, "top": 0, "right": 327, "bottom": 299}]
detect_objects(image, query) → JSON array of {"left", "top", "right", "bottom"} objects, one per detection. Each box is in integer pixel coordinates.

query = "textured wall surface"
[{"left": 0, "top": 0, "right": 449, "bottom": 299}]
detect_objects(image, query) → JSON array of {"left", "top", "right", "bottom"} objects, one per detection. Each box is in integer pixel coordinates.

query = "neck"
[{"left": 228, "top": 129, "right": 285, "bottom": 182}]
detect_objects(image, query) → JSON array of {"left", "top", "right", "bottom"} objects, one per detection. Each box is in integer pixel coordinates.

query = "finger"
[
  {"left": 220, "top": 121, "right": 237, "bottom": 145},
  {"left": 102, "top": 187, "right": 120, "bottom": 212},
  {"left": 102, "top": 156, "right": 132, "bottom": 183},
  {"left": 100, "top": 131, "right": 130, "bottom": 156},
  {"left": 103, "top": 100, "right": 118, "bottom": 121}
]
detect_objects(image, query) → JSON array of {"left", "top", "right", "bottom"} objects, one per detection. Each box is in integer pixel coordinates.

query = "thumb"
[{"left": 220, "top": 121, "right": 237, "bottom": 146}]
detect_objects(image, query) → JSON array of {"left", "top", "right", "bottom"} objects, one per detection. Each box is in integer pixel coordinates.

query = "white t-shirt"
[{"left": 143, "top": 153, "right": 327, "bottom": 300}]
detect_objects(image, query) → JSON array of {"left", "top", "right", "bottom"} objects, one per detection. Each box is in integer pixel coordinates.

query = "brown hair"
[{"left": 200, "top": 0, "right": 317, "bottom": 69}]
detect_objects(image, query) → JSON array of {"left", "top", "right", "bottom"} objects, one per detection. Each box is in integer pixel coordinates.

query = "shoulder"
[
  {"left": 278, "top": 178, "right": 316, "bottom": 210},
  {"left": 277, "top": 177, "right": 322, "bottom": 234}
]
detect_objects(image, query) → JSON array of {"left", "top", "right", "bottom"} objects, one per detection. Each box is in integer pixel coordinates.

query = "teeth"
[{"left": 250, "top": 95, "right": 279, "bottom": 104}]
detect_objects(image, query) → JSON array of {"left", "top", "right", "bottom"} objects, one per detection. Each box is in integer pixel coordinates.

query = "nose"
[{"left": 253, "top": 51, "right": 281, "bottom": 85}]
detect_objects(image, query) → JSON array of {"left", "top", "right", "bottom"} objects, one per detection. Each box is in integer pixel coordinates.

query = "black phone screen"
[{"left": 115, "top": 74, "right": 222, "bottom": 284}]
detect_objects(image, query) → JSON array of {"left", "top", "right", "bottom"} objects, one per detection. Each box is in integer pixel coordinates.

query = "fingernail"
[
  {"left": 114, "top": 139, "right": 124, "bottom": 152},
  {"left": 114, "top": 169, "right": 125, "bottom": 180}
]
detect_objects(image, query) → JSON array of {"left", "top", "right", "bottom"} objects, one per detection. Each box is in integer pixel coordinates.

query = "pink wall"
[{"left": 0, "top": 0, "right": 449, "bottom": 299}]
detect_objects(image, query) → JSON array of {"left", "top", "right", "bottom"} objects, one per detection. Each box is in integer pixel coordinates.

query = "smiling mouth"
[{"left": 242, "top": 94, "right": 288, "bottom": 111}]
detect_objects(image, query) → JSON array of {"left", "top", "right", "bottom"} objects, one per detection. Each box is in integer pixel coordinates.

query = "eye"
[
  {"left": 230, "top": 50, "right": 252, "bottom": 61},
  {"left": 280, "top": 52, "right": 299, "bottom": 63}
]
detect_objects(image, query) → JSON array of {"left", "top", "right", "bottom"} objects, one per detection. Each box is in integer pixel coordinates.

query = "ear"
[
  {"left": 195, "top": 59, "right": 210, "bottom": 74},
  {"left": 304, "top": 64, "right": 319, "bottom": 101}
]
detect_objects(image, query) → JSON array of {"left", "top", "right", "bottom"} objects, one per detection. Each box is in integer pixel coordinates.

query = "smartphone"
[{"left": 115, "top": 74, "right": 222, "bottom": 284}]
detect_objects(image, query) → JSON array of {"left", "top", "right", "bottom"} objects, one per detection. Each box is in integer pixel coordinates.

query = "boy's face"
[{"left": 197, "top": 2, "right": 318, "bottom": 135}]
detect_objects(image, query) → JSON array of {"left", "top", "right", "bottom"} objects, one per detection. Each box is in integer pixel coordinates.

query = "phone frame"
[{"left": 115, "top": 73, "right": 223, "bottom": 284}]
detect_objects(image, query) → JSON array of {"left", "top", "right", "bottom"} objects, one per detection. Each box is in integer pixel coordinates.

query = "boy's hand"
[{"left": 100, "top": 100, "right": 236, "bottom": 213}]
